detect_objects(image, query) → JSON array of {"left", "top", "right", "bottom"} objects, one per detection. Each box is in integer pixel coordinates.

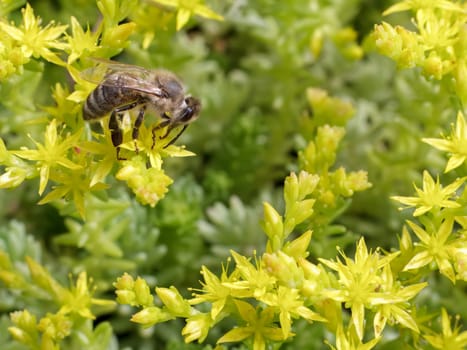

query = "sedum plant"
[
  {"left": 0, "top": 0, "right": 466, "bottom": 350},
  {"left": 0, "top": 0, "right": 212, "bottom": 215}
]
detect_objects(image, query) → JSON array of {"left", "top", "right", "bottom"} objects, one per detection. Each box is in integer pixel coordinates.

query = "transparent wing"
[
  {"left": 80, "top": 58, "right": 167, "bottom": 97},
  {"left": 79, "top": 62, "right": 109, "bottom": 84}
]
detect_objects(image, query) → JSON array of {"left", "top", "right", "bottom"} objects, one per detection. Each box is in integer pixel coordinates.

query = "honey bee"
[{"left": 82, "top": 59, "right": 201, "bottom": 159}]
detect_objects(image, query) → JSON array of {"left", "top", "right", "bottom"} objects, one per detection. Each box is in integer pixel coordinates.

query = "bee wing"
[
  {"left": 88, "top": 57, "right": 155, "bottom": 74},
  {"left": 104, "top": 72, "right": 169, "bottom": 97},
  {"left": 80, "top": 58, "right": 167, "bottom": 97}
]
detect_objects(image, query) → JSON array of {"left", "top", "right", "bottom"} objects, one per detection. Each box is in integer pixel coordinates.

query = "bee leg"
[
  {"left": 163, "top": 125, "right": 188, "bottom": 148},
  {"left": 110, "top": 101, "right": 140, "bottom": 159},
  {"left": 109, "top": 111, "right": 124, "bottom": 160},
  {"left": 151, "top": 113, "right": 171, "bottom": 149},
  {"left": 132, "top": 105, "right": 146, "bottom": 154}
]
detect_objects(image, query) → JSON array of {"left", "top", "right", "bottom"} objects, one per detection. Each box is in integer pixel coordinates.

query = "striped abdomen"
[{"left": 83, "top": 84, "right": 140, "bottom": 120}]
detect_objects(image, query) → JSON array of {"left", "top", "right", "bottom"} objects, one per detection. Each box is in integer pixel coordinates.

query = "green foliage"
[{"left": 1, "top": 1, "right": 466, "bottom": 350}]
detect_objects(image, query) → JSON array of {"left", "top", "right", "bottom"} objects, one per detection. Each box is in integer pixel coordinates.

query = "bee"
[{"left": 82, "top": 59, "right": 201, "bottom": 159}]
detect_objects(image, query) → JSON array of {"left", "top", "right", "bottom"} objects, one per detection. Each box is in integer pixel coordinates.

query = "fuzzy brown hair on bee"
[{"left": 82, "top": 59, "right": 201, "bottom": 159}]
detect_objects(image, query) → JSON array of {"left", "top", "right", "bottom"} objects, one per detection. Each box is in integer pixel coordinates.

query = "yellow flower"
[
  {"left": 404, "top": 219, "right": 458, "bottom": 282},
  {"left": 383, "top": 0, "right": 464, "bottom": 16},
  {"left": 424, "top": 308, "right": 467, "bottom": 350},
  {"left": 260, "top": 286, "right": 326, "bottom": 338},
  {"left": 423, "top": 111, "right": 467, "bottom": 172},
  {"left": 182, "top": 313, "right": 212, "bottom": 343},
  {"left": 59, "top": 271, "right": 114, "bottom": 319},
  {"left": 262, "top": 251, "right": 305, "bottom": 287},
  {"left": 0, "top": 4, "right": 68, "bottom": 65},
  {"left": 8, "top": 310, "right": 38, "bottom": 345},
  {"left": 372, "top": 265, "right": 426, "bottom": 336},
  {"left": 12, "top": 119, "right": 82, "bottom": 195},
  {"left": 224, "top": 251, "right": 276, "bottom": 300},
  {"left": 135, "top": 122, "right": 196, "bottom": 169},
  {"left": 37, "top": 313, "right": 72, "bottom": 341},
  {"left": 116, "top": 156, "right": 173, "bottom": 207},
  {"left": 327, "top": 324, "right": 381, "bottom": 350},
  {"left": 66, "top": 16, "right": 100, "bottom": 64},
  {"left": 24, "top": 257, "right": 113, "bottom": 320},
  {"left": 38, "top": 165, "right": 108, "bottom": 219},
  {"left": 375, "top": 1, "right": 466, "bottom": 82},
  {"left": 319, "top": 238, "right": 400, "bottom": 339},
  {"left": 189, "top": 265, "right": 235, "bottom": 320},
  {"left": 148, "top": 0, "right": 223, "bottom": 30},
  {"left": 0, "top": 137, "right": 31, "bottom": 189},
  {"left": 217, "top": 301, "right": 290, "bottom": 350},
  {"left": 392, "top": 170, "right": 464, "bottom": 216}
]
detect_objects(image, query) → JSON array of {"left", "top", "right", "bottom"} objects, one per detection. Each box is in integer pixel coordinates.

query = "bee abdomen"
[{"left": 83, "top": 85, "right": 136, "bottom": 120}]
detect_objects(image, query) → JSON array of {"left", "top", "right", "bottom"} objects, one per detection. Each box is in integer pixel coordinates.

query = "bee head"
[{"left": 177, "top": 96, "right": 201, "bottom": 124}]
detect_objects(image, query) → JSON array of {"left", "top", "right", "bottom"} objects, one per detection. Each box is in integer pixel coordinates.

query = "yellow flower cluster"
[{"left": 372, "top": 1, "right": 467, "bottom": 103}]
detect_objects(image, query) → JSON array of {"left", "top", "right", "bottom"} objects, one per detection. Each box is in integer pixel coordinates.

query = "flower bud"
[
  {"left": 131, "top": 306, "right": 173, "bottom": 326},
  {"left": 423, "top": 52, "right": 443, "bottom": 79},
  {"left": 455, "top": 60, "right": 467, "bottom": 104},
  {"left": 284, "top": 172, "right": 299, "bottom": 205},
  {"left": 310, "top": 29, "right": 324, "bottom": 57},
  {"left": 283, "top": 230, "right": 313, "bottom": 259},
  {"left": 10, "top": 310, "right": 37, "bottom": 333},
  {"left": 373, "top": 22, "right": 402, "bottom": 58},
  {"left": 114, "top": 273, "right": 134, "bottom": 291},
  {"left": 262, "top": 202, "right": 284, "bottom": 247},
  {"left": 115, "top": 290, "right": 136, "bottom": 305},
  {"left": 156, "top": 286, "right": 191, "bottom": 317},
  {"left": 182, "top": 313, "right": 212, "bottom": 343},
  {"left": 134, "top": 277, "right": 154, "bottom": 307}
]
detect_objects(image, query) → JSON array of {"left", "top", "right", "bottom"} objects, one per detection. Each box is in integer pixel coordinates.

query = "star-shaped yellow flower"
[
  {"left": 404, "top": 219, "right": 458, "bottom": 282},
  {"left": 0, "top": 4, "right": 68, "bottom": 65},
  {"left": 217, "top": 301, "right": 290, "bottom": 350},
  {"left": 148, "top": 0, "right": 223, "bottom": 30},
  {"left": 12, "top": 120, "right": 82, "bottom": 195},
  {"left": 424, "top": 308, "right": 467, "bottom": 350},
  {"left": 392, "top": 170, "right": 464, "bottom": 216},
  {"left": 423, "top": 111, "right": 467, "bottom": 172}
]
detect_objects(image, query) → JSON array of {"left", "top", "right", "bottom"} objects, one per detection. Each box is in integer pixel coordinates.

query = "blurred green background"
[{"left": 0, "top": 0, "right": 463, "bottom": 349}]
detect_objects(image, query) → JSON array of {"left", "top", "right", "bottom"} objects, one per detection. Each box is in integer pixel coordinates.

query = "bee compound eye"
[{"left": 179, "top": 107, "right": 195, "bottom": 123}]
